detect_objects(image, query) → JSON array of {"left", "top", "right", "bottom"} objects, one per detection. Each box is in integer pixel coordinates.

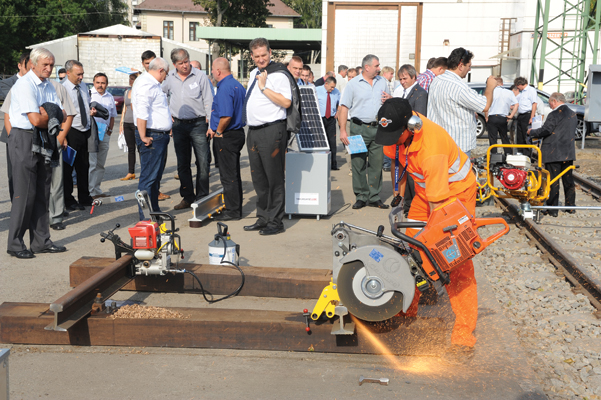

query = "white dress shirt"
[
  {"left": 393, "top": 82, "right": 418, "bottom": 99},
  {"left": 9, "top": 70, "right": 62, "bottom": 130},
  {"left": 489, "top": 86, "right": 517, "bottom": 117},
  {"left": 245, "top": 68, "right": 291, "bottom": 127},
  {"left": 517, "top": 85, "right": 540, "bottom": 114},
  {"left": 90, "top": 89, "right": 118, "bottom": 125},
  {"left": 62, "top": 79, "right": 91, "bottom": 131},
  {"left": 132, "top": 72, "right": 172, "bottom": 131},
  {"left": 427, "top": 70, "right": 487, "bottom": 153},
  {"left": 335, "top": 73, "right": 347, "bottom": 94}
]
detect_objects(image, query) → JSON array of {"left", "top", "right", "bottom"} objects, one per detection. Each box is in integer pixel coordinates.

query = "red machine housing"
[
  {"left": 498, "top": 168, "right": 528, "bottom": 190},
  {"left": 128, "top": 221, "right": 159, "bottom": 249},
  {"left": 412, "top": 198, "right": 509, "bottom": 281}
]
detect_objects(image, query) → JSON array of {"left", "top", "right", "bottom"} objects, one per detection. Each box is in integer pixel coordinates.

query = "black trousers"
[
  {"left": 546, "top": 161, "right": 575, "bottom": 209},
  {"left": 5, "top": 142, "right": 14, "bottom": 201},
  {"left": 123, "top": 122, "right": 137, "bottom": 174},
  {"left": 487, "top": 115, "right": 512, "bottom": 154},
  {"left": 7, "top": 128, "right": 52, "bottom": 252},
  {"left": 215, "top": 129, "right": 245, "bottom": 218},
  {"left": 516, "top": 113, "right": 531, "bottom": 156},
  {"left": 247, "top": 121, "right": 287, "bottom": 229},
  {"left": 322, "top": 116, "right": 337, "bottom": 168},
  {"left": 63, "top": 127, "right": 93, "bottom": 207}
]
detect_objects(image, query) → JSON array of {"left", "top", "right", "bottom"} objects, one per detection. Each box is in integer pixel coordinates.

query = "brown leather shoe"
[
  {"left": 173, "top": 199, "right": 191, "bottom": 210},
  {"left": 120, "top": 173, "right": 136, "bottom": 181},
  {"left": 158, "top": 192, "right": 171, "bottom": 201}
]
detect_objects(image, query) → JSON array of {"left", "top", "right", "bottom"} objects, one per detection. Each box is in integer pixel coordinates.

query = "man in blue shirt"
[
  {"left": 339, "top": 54, "right": 391, "bottom": 209},
  {"left": 208, "top": 57, "right": 246, "bottom": 221},
  {"left": 316, "top": 76, "right": 341, "bottom": 170}
]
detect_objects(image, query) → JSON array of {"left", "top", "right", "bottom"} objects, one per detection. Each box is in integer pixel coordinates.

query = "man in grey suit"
[
  {"left": 392, "top": 64, "right": 429, "bottom": 213},
  {"left": 393, "top": 64, "right": 428, "bottom": 116}
]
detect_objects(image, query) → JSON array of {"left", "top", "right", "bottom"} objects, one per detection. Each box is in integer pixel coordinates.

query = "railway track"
[{"left": 476, "top": 173, "right": 601, "bottom": 399}]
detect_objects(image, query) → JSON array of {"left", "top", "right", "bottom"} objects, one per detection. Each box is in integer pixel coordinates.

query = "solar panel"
[{"left": 296, "top": 86, "right": 330, "bottom": 152}]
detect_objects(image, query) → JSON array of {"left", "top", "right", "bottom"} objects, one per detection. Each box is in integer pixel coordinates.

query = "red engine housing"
[
  {"left": 128, "top": 221, "right": 159, "bottom": 249},
  {"left": 498, "top": 168, "right": 528, "bottom": 190}
]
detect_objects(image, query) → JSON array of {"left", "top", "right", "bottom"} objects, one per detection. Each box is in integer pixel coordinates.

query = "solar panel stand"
[{"left": 285, "top": 86, "right": 332, "bottom": 219}]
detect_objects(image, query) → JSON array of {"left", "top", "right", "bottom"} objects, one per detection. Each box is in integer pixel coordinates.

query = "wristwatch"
[{"left": 260, "top": 86, "right": 266, "bottom": 92}]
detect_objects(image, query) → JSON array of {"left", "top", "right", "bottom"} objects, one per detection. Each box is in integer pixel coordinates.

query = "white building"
[
  {"left": 28, "top": 25, "right": 209, "bottom": 87},
  {"left": 321, "top": 0, "right": 596, "bottom": 94}
]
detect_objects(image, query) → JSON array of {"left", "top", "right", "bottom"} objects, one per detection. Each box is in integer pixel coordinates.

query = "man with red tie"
[{"left": 316, "top": 76, "right": 341, "bottom": 170}]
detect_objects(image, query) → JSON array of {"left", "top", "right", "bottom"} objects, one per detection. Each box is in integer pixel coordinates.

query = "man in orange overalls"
[{"left": 375, "top": 98, "right": 478, "bottom": 364}]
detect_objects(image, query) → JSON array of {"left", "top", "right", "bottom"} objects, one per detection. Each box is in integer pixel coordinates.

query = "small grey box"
[
  {"left": 285, "top": 152, "right": 331, "bottom": 219},
  {"left": 585, "top": 64, "right": 601, "bottom": 122},
  {"left": 0, "top": 349, "right": 8, "bottom": 400}
]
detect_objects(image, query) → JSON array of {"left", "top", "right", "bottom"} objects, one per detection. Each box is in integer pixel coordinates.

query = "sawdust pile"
[{"left": 111, "top": 304, "right": 190, "bottom": 320}]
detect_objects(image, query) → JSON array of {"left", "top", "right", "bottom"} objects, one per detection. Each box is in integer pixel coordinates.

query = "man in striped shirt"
[
  {"left": 416, "top": 57, "right": 447, "bottom": 92},
  {"left": 427, "top": 48, "right": 496, "bottom": 156}
]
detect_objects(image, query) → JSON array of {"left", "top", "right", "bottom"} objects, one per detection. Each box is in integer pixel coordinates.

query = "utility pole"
[{"left": 530, "top": 0, "right": 601, "bottom": 103}]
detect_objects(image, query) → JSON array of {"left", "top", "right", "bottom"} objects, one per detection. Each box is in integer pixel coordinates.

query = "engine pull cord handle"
[{"left": 391, "top": 222, "right": 450, "bottom": 285}]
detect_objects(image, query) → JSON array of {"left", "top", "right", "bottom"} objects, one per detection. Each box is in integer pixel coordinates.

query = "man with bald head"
[{"left": 208, "top": 57, "right": 246, "bottom": 221}]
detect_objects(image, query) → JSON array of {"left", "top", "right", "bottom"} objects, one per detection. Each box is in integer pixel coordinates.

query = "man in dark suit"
[
  {"left": 314, "top": 71, "right": 334, "bottom": 87},
  {"left": 529, "top": 92, "right": 577, "bottom": 217},
  {"left": 393, "top": 64, "right": 428, "bottom": 115},
  {"left": 392, "top": 64, "right": 428, "bottom": 213}
]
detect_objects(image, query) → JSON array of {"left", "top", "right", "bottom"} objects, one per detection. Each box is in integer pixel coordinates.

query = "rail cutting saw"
[{"left": 309, "top": 198, "right": 509, "bottom": 334}]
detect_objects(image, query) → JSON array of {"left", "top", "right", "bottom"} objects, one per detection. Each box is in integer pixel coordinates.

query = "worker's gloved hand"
[{"left": 391, "top": 194, "right": 403, "bottom": 207}]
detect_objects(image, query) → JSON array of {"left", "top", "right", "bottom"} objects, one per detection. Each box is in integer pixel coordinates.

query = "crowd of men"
[{"left": 1, "top": 40, "right": 576, "bottom": 261}]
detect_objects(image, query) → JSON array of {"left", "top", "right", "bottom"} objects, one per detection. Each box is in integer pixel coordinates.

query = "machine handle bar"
[
  {"left": 391, "top": 222, "right": 450, "bottom": 285},
  {"left": 149, "top": 212, "right": 177, "bottom": 233}
]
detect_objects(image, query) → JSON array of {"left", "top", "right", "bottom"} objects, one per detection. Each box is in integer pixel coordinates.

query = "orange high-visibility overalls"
[{"left": 384, "top": 112, "right": 478, "bottom": 347}]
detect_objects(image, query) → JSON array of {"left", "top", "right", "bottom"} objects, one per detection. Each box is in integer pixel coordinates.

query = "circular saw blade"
[{"left": 337, "top": 261, "right": 405, "bottom": 322}]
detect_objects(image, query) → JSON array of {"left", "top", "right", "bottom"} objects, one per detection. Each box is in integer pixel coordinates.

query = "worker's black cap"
[{"left": 375, "top": 98, "right": 413, "bottom": 146}]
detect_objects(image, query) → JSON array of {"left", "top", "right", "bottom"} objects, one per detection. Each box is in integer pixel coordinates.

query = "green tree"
[
  {"left": 193, "top": 0, "right": 271, "bottom": 28},
  {"left": 281, "top": 0, "right": 321, "bottom": 29},
  {"left": 192, "top": 0, "right": 271, "bottom": 57},
  {"left": 0, "top": 0, "right": 128, "bottom": 74}
]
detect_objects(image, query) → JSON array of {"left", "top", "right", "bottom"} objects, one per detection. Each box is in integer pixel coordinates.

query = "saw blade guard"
[{"left": 337, "top": 245, "right": 416, "bottom": 321}]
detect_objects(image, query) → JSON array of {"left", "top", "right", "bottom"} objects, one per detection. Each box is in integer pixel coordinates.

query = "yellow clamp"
[{"left": 310, "top": 280, "right": 340, "bottom": 321}]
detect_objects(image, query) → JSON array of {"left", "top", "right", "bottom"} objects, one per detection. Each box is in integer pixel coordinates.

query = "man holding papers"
[
  {"left": 62, "top": 60, "right": 95, "bottom": 211},
  {"left": 338, "top": 54, "right": 391, "bottom": 210},
  {"left": 89, "top": 72, "right": 117, "bottom": 199}
]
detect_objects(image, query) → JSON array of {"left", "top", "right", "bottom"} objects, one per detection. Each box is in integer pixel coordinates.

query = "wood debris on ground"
[{"left": 110, "top": 304, "right": 190, "bottom": 320}]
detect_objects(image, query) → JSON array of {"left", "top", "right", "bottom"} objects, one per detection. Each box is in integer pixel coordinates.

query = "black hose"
[{"left": 181, "top": 235, "right": 245, "bottom": 304}]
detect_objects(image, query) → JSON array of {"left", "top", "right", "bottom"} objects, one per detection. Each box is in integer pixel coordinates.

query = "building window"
[
  {"left": 189, "top": 22, "right": 199, "bottom": 41},
  {"left": 163, "top": 21, "right": 174, "bottom": 40}
]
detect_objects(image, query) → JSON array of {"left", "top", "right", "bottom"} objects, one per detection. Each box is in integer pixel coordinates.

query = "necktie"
[
  {"left": 242, "top": 75, "right": 258, "bottom": 125},
  {"left": 403, "top": 89, "right": 407, "bottom": 99},
  {"left": 75, "top": 85, "right": 88, "bottom": 129},
  {"left": 325, "top": 92, "right": 331, "bottom": 119}
]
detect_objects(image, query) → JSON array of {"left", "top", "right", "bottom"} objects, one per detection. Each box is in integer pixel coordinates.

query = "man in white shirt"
[
  {"left": 335, "top": 65, "right": 348, "bottom": 94},
  {"left": 428, "top": 47, "right": 496, "bottom": 157},
  {"left": 6, "top": 48, "right": 67, "bottom": 258},
  {"left": 514, "top": 77, "right": 540, "bottom": 156},
  {"left": 243, "top": 37, "right": 292, "bottom": 236},
  {"left": 89, "top": 72, "right": 117, "bottom": 199},
  {"left": 132, "top": 57, "right": 172, "bottom": 220},
  {"left": 486, "top": 77, "right": 518, "bottom": 154},
  {"left": 0, "top": 52, "right": 31, "bottom": 201}
]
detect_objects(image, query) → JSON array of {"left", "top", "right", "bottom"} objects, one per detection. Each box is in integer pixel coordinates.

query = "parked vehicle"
[{"left": 468, "top": 84, "right": 591, "bottom": 140}]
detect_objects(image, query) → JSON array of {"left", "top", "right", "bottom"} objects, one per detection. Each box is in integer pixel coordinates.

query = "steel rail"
[
  {"left": 495, "top": 197, "right": 601, "bottom": 312},
  {"left": 45, "top": 255, "right": 134, "bottom": 331},
  {"left": 574, "top": 172, "right": 601, "bottom": 200}
]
